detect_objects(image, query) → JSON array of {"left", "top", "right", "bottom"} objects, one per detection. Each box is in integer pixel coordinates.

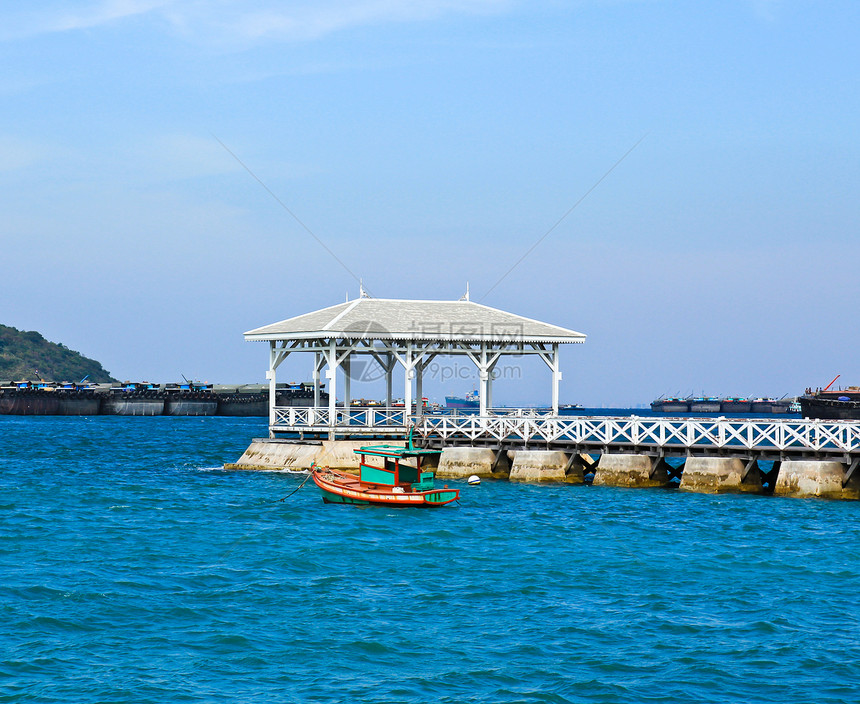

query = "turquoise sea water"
[{"left": 2, "top": 416, "right": 859, "bottom": 703}]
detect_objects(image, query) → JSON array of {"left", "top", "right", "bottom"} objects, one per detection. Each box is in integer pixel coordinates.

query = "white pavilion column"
[
  {"left": 487, "top": 360, "right": 496, "bottom": 411},
  {"left": 404, "top": 343, "right": 413, "bottom": 419},
  {"left": 267, "top": 341, "right": 277, "bottom": 437},
  {"left": 313, "top": 351, "right": 321, "bottom": 408},
  {"left": 385, "top": 353, "right": 393, "bottom": 408},
  {"left": 415, "top": 358, "right": 424, "bottom": 418},
  {"left": 551, "top": 343, "right": 561, "bottom": 415},
  {"left": 326, "top": 340, "right": 338, "bottom": 426},
  {"left": 343, "top": 355, "right": 352, "bottom": 410},
  {"left": 478, "top": 343, "right": 489, "bottom": 416}
]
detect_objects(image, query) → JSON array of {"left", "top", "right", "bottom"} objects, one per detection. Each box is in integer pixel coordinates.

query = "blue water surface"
[{"left": 1, "top": 416, "right": 858, "bottom": 703}]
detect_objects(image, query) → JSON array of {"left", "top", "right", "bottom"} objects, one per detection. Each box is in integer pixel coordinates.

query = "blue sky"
[{"left": 2, "top": 1, "right": 858, "bottom": 405}]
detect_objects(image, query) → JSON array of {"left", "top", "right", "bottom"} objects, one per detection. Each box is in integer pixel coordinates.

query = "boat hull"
[
  {"left": 652, "top": 401, "right": 689, "bottom": 413},
  {"left": 800, "top": 396, "right": 860, "bottom": 420},
  {"left": 312, "top": 469, "right": 459, "bottom": 507},
  {"left": 57, "top": 395, "right": 101, "bottom": 415},
  {"left": 164, "top": 397, "right": 218, "bottom": 416},
  {"left": 690, "top": 401, "right": 720, "bottom": 413},
  {"left": 216, "top": 394, "right": 268, "bottom": 416},
  {"left": 721, "top": 401, "right": 751, "bottom": 413},
  {"left": 0, "top": 392, "right": 58, "bottom": 415},
  {"left": 445, "top": 395, "right": 479, "bottom": 410},
  {"left": 102, "top": 396, "right": 165, "bottom": 416}
]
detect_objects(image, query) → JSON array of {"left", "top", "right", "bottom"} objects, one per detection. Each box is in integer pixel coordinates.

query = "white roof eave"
[{"left": 243, "top": 331, "right": 585, "bottom": 344}]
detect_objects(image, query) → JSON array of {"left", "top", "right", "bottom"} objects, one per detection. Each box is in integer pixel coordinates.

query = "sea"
[{"left": 2, "top": 415, "right": 858, "bottom": 703}]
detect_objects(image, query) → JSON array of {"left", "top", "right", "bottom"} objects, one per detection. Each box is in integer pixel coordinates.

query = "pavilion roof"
[{"left": 244, "top": 297, "right": 586, "bottom": 344}]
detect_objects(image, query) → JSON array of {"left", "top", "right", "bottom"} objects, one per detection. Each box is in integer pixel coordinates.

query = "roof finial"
[
  {"left": 460, "top": 281, "right": 470, "bottom": 301},
  {"left": 359, "top": 279, "right": 369, "bottom": 298}
]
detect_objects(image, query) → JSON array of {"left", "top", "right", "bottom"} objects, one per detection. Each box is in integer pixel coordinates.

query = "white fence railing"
[
  {"left": 269, "top": 407, "right": 860, "bottom": 455},
  {"left": 272, "top": 406, "right": 410, "bottom": 430}
]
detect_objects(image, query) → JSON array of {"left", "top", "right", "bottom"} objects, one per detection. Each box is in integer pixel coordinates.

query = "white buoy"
[{"left": 467, "top": 475, "right": 481, "bottom": 485}]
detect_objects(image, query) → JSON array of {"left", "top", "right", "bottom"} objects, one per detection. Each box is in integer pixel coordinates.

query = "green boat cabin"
[{"left": 354, "top": 444, "right": 441, "bottom": 492}]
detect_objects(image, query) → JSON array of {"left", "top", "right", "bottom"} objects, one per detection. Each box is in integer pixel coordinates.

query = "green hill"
[{"left": 0, "top": 324, "right": 116, "bottom": 383}]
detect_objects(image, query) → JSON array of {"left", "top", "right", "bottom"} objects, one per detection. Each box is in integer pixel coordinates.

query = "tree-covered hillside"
[{"left": 0, "top": 324, "right": 116, "bottom": 383}]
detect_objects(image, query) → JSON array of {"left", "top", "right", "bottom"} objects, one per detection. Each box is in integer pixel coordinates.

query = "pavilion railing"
[{"left": 272, "top": 406, "right": 410, "bottom": 429}]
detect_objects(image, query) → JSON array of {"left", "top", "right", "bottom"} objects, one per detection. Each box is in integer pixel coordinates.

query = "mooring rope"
[
  {"left": 257, "top": 463, "right": 317, "bottom": 505},
  {"left": 271, "top": 470, "right": 314, "bottom": 503}
]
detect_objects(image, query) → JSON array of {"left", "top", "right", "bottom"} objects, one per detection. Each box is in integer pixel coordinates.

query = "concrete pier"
[
  {"left": 436, "top": 447, "right": 509, "bottom": 480},
  {"left": 227, "top": 433, "right": 860, "bottom": 502},
  {"left": 593, "top": 454, "right": 671, "bottom": 488},
  {"left": 509, "top": 450, "right": 581, "bottom": 483},
  {"left": 225, "top": 439, "right": 404, "bottom": 473},
  {"left": 773, "top": 461, "right": 860, "bottom": 500},
  {"left": 679, "top": 457, "right": 763, "bottom": 494}
]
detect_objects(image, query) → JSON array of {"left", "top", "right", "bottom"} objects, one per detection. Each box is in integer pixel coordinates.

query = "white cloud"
[
  {"left": 123, "top": 132, "right": 317, "bottom": 185},
  {"left": 0, "top": 0, "right": 513, "bottom": 45},
  {"left": 747, "top": 0, "right": 781, "bottom": 22},
  {"left": 136, "top": 133, "right": 244, "bottom": 180},
  {"left": 0, "top": 1, "right": 174, "bottom": 41},
  {"left": 52, "top": 0, "right": 174, "bottom": 32},
  {"left": 201, "top": 1, "right": 511, "bottom": 42},
  {"left": 0, "top": 135, "right": 53, "bottom": 172}
]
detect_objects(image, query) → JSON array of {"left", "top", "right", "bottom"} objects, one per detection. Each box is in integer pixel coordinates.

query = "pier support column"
[
  {"left": 593, "top": 454, "right": 672, "bottom": 488},
  {"left": 773, "top": 461, "right": 860, "bottom": 500},
  {"left": 436, "top": 447, "right": 510, "bottom": 479},
  {"left": 509, "top": 450, "right": 581, "bottom": 483},
  {"left": 679, "top": 457, "right": 763, "bottom": 494}
]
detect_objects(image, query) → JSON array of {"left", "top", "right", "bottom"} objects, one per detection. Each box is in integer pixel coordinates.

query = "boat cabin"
[{"left": 354, "top": 444, "right": 441, "bottom": 492}]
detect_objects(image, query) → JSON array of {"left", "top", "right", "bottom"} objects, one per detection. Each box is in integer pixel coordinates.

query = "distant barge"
[
  {"left": 651, "top": 396, "right": 794, "bottom": 414},
  {"left": 0, "top": 381, "right": 327, "bottom": 417},
  {"left": 800, "top": 386, "right": 860, "bottom": 420}
]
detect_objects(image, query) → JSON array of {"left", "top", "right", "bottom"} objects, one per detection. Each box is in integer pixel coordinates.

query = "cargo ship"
[{"left": 445, "top": 390, "right": 479, "bottom": 410}]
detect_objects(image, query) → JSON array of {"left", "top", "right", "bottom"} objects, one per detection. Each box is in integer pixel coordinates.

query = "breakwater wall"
[
  {"left": 228, "top": 438, "right": 860, "bottom": 501},
  {"left": 0, "top": 389, "right": 265, "bottom": 417},
  {"left": 0, "top": 386, "right": 313, "bottom": 417}
]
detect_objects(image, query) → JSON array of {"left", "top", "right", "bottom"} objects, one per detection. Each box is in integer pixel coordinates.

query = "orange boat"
[{"left": 311, "top": 438, "right": 459, "bottom": 507}]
